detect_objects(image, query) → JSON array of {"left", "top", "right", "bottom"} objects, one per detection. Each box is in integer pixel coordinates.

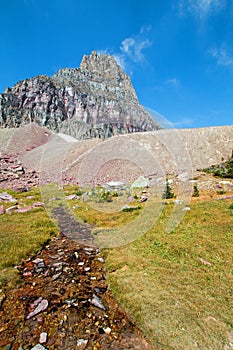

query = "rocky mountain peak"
[
  {"left": 80, "top": 51, "right": 118, "bottom": 71},
  {"left": 0, "top": 52, "right": 160, "bottom": 139}
]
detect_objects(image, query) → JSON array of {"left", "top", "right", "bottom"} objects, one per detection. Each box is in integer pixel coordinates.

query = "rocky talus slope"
[{"left": 0, "top": 52, "right": 160, "bottom": 139}]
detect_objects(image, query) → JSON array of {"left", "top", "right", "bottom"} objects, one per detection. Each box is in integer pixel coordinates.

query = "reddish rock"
[
  {"left": 0, "top": 205, "right": 4, "bottom": 214},
  {"left": 32, "top": 202, "right": 45, "bottom": 208},
  {"left": 5, "top": 205, "right": 18, "bottom": 214}
]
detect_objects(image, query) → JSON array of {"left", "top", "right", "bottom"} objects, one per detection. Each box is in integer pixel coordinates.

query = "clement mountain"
[{"left": 0, "top": 52, "right": 160, "bottom": 139}]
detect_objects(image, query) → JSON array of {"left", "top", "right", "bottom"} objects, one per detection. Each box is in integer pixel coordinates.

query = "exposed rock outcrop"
[{"left": 0, "top": 52, "right": 160, "bottom": 139}]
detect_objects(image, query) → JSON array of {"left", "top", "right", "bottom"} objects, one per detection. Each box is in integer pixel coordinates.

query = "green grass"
[
  {"left": 103, "top": 199, "right": 233, "bottom": 350},
  {"left": 0, "top": 187, "right": 59, "bottom": 289}
]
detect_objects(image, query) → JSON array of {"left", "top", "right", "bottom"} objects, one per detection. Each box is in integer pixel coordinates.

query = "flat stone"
[
  {"left": 0, "top": 192, "right": 17, "bottom": 202},
  {"left": 77, "top": 339, "right": 88, "bottom": 349},
  {"left": 5, "top": 205, "right": 18, "bottom": 214},
  {"left": 89, "top": 294, "right": 106, "bottom": 311},
  {"left": 30, "top": 344, "right": 47, "bottom": 350},
  {"left": 139, "top": 196, "right": 148, "bottom": 203},
  {"left": 32, "top": 202, "right": 45, "bottom": 208},
  {"left": 16, "top": 206, "right": 32, "bottom": 213},
  {"left": 26, "top": 299, "right": 49, "bottom": 319},
  {"left": 39, "top": 332, "right": 47, "bottom": 344},
  {"left": 66, "top": 194, "right": 78, "bottom": 200},
  {"left": 182, "top": 206, "right": 191, "bottom": 211},
  {"left": 33, "top": 258, "right": 44, "bottom": 264}
]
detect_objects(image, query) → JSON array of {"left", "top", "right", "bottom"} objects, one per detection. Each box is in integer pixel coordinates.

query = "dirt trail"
[{"left": 0, "top": 213, "right": 157, "bottom": 350}]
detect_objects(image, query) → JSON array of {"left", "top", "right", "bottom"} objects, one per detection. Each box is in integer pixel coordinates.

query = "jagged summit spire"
[{"left": 80, "top": 51, "right": 120, "bottom": 71}]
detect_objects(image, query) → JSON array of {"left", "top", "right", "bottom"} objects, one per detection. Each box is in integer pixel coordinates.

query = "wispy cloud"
[
  {"left": 120, "top": 37, "right": 152, "bottom": 63},
  {"left": 98, "top": 26, "right": 152, "bottom": 72},
  {"left": 119, "top": 26, "right": 152, "bottom": 65},
  {"left": 210, "top": 47, "right": 233, "bottom": 67},
  {"left": 176, "top": 0, "right": 225, "bottom": 20},
  {"left": 112, "top": 54, "right": 127, "bottom": 71},
  {"left": 165, "top": 78, "right": 181, "bottom": 88}
]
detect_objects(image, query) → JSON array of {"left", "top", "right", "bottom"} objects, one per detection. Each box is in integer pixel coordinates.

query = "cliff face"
[{"left": 0, "top": 52, "right": 160, "bottom": 139}]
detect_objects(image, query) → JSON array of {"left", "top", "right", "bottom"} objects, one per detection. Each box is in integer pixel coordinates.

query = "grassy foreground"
[
  {"left": 0, "top": 188, "right": 58, "bottom": 289},
  {"left": 0, "top": 185, "right": 232, "bottom": 349},
  {"left": 104, "top": 199, "right": 233, "bottom": 350}
]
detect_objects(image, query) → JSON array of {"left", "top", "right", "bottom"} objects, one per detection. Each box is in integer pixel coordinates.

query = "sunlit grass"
[
  {"left": 0, "top": 187, "right": 59, "bottom": 289},
  {"left": 103, "top": 199, "right": 233, "bottom": 350}
]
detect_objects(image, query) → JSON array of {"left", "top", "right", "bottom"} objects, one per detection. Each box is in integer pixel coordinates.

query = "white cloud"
[
  {"left": 176, "top": 0, "right": 225, "bottom": 19},
  {"left": 210, "top": 48, "right": 233, "bottom": 67},
  {"left": 98, "top": 26, "right": 152, "bottom": 74},
  {"left": 120, "top": 35, "right": 152, "bottom": 63},
  {"left": 165, "top": 78, "right": 181, "bottom": 88},
  {"left": 140, "top": 25, "right": 152, "bottom": 34}
]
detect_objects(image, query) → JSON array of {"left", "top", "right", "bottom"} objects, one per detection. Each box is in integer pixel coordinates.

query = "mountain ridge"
[{"left": 0, "top": 51, "right": 160, "bottom": 139}]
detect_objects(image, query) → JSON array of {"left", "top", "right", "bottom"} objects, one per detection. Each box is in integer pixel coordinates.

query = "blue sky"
[{"left": 1, "top": 0, "right": 233, "bottom": 128}]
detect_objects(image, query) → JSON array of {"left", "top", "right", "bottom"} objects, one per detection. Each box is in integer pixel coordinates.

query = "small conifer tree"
[
  {"left": 163, "top": 179, "right": 175, "bottom": 199},
  {"left": 192, "top": 184, "right": 200, "bottom": 197}
]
